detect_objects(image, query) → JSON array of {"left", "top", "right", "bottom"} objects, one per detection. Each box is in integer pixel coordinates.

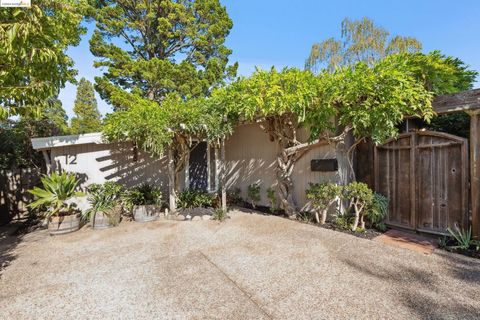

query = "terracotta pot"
[
  {"left": 133, "top": 205, "right": 159, "bottom": 222},
  {"left": 48, "top": 213, "right": 81, "bottom": 235},
  {"left": 92, "top": 206, "right": 122, "bottom": 230}
]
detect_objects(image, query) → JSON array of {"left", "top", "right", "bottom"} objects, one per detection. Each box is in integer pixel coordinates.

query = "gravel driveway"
[{"left": 1, "top": 210, "right": 479, "bottom": 319}]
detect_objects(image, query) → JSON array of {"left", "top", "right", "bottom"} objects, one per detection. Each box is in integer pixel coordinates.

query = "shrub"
[
  {"left": 177, "top": 189, "right": 214, "bottom": 209},
  {"left": 226, "top": 187, "right": 243, "bottom": 206},
  {"left": 124, "top": 183, "right": 162, "bottom": 210},
  {"left": 247, "top": 183, "right": 261, "bottom": 209},
  {"left": 334, "top": 214, "right": 354, "bottom": 230},
  {"left": 364, "top": 193, "right": 389, "bottom": 231},
  {"left": 306, "top": 182, "right": 342, "bottom": 224},
  {"left": 447, "top": 225, "right": 472, "bottom": 250},
  {"left": 212, "top": 208, "right": 229, "bottom": 221},
  {"left": 266, "top": 187, "right": 278, "bottom": 213},
  {"left": 344, "top": 182, "right": 374, "bottom": 232},
  {"left": 297, "top": 211, "right": 313, "bottom": 223},
  {"left": 28, "top": 172, "right": 83, "bottom": 218},
  {"left": 83, "top": 182, "right": 124, "bottom": 224}
]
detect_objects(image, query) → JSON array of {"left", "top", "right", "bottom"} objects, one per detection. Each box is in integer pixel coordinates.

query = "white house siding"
[
  {"left": 224, "top": 123, "right": 344, "bottom": 209},
  {"left": 42, "top": 123, "right": 346, "bottom": 210},
  {"left": 50, "top": 142, "right": 170, "bottom": 197}
]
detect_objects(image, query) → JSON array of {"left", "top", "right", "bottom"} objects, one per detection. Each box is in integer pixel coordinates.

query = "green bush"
[
  {"left": 334, "top": 214, "right": 353, "bottom": 230},
  {"left": 212, "top": 208, "right": 229, "bottom": 221},
  {"left": 28, "top": 172, "right": 83, "bottom": 218},
  {"left": 306, "top": 182, "right": 342, "bottom": 224},
  {"left": 344, "top": 182, "right": 374, "bottom": 232},
  {"left": 266, "top": 187, "right": 277, "bottom": 213},
  {"left": 83, "top": 182, "right": 124, "bottom": 222},
  {"left": 178, "top": 189, "right": 214, "bottom": 209},
  {"left": 247, "top": 183, "right": 261, "bottom": 209},
  {"left": 124, "top": 183, "right": 162, "bottom": 210},
  {"left": 447, "top": 225, "right": 472, "bottom": 250},
  {"left": 297, "top": 211, "right": 313, "bottom": 223},
  {"left": 226, "top": 187, "right": 243, "bottom": 206},
  {"left": 364, "top": 193, "right": 389, "bottom": 231}
]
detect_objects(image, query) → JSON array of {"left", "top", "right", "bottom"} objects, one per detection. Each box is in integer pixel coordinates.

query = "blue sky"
[{"left": 59, "top": 0, "right": 480, "bottom": 118}]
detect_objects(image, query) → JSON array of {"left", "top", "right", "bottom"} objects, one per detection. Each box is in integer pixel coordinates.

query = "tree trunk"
[
  {"left": 319, "top": 209, "right": 328, "bottom": 224},
  {"left": 220, "top": 139, "right": 227, "bottom": 212},
  {"left": 167, "top": 147, "right": 176, "bottom": 212},
  {"left": 351, "top": 203, "right": 360, "bottom": 231},
  {"left": 275, "top": 143, "right": 297, "bottom": 217},
  {"left": 360, "top": 214, "right": 365, "bottom": 229},
  {"left": 351, "top": 209, "right": 359, "bottom": 231}
]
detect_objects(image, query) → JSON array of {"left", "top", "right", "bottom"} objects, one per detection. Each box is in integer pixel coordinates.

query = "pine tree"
[{"left": 71, "top": 78, "right": 102, "bottom": 134}]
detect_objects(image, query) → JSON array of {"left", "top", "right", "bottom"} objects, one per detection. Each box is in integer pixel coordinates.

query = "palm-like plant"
[
  {"left": 28, "top": 172, "right": 83, "bottom": 218},
  {"left": 83, "top": 182, "right": 123, "bottom": 222}
]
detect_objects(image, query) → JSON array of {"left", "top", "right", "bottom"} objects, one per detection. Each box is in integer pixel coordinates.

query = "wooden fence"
[{"left": 0, "top": 168, "right": 42, "bottom": 225}]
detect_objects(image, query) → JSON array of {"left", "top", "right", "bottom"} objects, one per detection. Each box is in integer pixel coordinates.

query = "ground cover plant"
[{"left": 177, "top": 189, "right": 215, "bottom": 209}]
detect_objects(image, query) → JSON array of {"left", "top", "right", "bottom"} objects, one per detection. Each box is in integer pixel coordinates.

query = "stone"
[
  {"left": 202, "top": 215, "right": 212, "bottom": 221},
  {"left": 192, "top": 216, "right": 201, "bottom": 221},
  {"left": 176, "top": 214, "right": 186, "bottom": 221},
  {"left": 185, "top": 215, "right": 192, "bottom": 221}
]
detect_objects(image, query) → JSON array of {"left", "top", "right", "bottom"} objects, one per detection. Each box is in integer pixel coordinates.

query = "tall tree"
[
  {"left": 305, "top": 17, "right": 422, "bottom": 72},
  {"left": 71, "top": 78, "right": 102, "bottom": 134},
  {"left": 0, "top": 0, "right": 86, "bottom": 118},
  {"left": 0, "top": 98, "right": 70, "bottom": 170},
  {"left": 89, "top": 0, "right": 237, "bottom": 108}
]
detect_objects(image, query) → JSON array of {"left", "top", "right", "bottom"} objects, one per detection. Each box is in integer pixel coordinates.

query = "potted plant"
[
  {"left": 83, "top": 182, "right": 123, "bottom": 229},
  {"left": 124, "top": 183, "right": 162, "bottom": 222},
  {"left": 28, "top": 172, "right": 84, "bottom": 235}
]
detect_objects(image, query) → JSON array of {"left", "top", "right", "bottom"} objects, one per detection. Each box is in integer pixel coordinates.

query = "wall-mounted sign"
[{"left": 311, "top": 159, "right": 338, "bottom": 172}]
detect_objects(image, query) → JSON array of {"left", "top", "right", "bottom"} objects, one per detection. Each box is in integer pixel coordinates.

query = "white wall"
[
  {"left": 50, "top": 142, "right": 170, "bottom": 196},
  {"left": 47, "top": 123, "right": 347, "bottom": 210},
  {"left": 224, "top": 123, "right": 344, "bottom": 210}
]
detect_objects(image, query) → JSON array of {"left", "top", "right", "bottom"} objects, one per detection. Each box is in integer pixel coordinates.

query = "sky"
[{"left": 58, "top": 0, "right": 480, "bottom": 118}]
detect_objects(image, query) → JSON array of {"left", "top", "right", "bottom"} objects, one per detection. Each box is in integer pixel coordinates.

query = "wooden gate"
[{"left": 374, "top": 131, "right": 468, "bottom": 235}]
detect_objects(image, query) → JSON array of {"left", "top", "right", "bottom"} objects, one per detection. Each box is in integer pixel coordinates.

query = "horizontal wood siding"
[
  {"left": 51, "top": 142, "right": 170, "bottom": 197},
  {"left": 225, "top": 123, "right": 343, "bottom": 209},
  {"left": 48, "top": 123, "right": 344, "bottom": 210}
]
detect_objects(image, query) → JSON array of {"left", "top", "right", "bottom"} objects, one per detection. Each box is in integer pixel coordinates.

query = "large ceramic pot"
[
  {"left": 133, "top": 205, "right": 159, "bottom": 222},
  {"left": 92, "top": 206, "right": 122, "bottom": 230},
  {"left": 48, "top": 213, "right": 81, "bottom": 235}
]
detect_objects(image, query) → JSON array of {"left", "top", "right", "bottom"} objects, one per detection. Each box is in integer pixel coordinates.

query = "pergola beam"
[
  {"left": 433, "top": 88, "right": 480, "bottom": 237},
  {"left": 433, "top": 88, "right": 480, "bottom": 114}
]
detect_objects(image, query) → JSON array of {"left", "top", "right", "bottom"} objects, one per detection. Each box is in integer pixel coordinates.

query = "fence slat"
[{"left": 0, "top": 168, "right": 43, "bottom": 225}]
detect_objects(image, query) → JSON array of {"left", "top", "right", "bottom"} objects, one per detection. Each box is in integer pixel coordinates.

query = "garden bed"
[
  {"left": 232, "top": 203, "right": 383, "bottom": 240},
  {"left": 440, "top": 239, "right": 480, "bottom": 259},
  {"left": 313, "top": 221, "right": 383, "bottom": 240}
]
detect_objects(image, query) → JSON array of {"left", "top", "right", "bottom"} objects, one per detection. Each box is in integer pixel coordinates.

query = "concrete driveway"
[{"left": 1, "top": 210, "right": 479, "bottom": 319}]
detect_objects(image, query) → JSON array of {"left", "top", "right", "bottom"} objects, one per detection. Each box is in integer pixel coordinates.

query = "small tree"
[
  {"left": 344, "top": 182, "right": 373, "bottom": 231},
  {"left": 266, "top": 187, "right": 277, "bottom": 213},
  {"left": 306, "top": 182, "right": 342, "bottom": 224},
  {"left": 71, "top": 78, "right": 102, "bottom": 134}
]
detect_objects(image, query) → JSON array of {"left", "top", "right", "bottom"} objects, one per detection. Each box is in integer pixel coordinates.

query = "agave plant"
[
  {"left": 447, "top": 224, "right": 472, "bottom": 250},
  {"left": 28, "top": 172, "right": 83, "bottom": 219}
]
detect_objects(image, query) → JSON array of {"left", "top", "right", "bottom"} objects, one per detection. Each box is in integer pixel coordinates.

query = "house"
[
  {"left": 31, "top": 122, "right": 347, "bottom": 211},
  {"left": 31, "top": 89, "right": 480, "bottom": 237}
]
